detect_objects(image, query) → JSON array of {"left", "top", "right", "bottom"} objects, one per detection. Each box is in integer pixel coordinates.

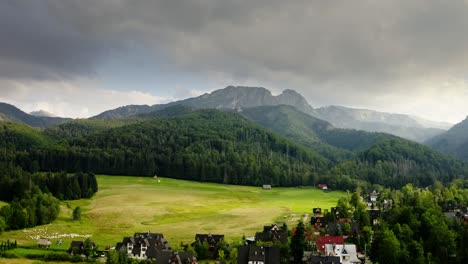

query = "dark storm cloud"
[
  {"left": 1, "top": 0, "right": 468, "bottom": 98},
  {"left": 0, "top": 0, "right": 111, "bottom": 80}
]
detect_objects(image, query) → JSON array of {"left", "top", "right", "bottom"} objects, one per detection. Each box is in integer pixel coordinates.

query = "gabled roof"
[
  {"left": 237, "top": 245, "right": 280, "bottom": 264},
  {"left": 194, "top": 234, "right": 224, "bottom": 245},
  {"left": 315, "top": 236, "right": 344, "bottom": 252}
]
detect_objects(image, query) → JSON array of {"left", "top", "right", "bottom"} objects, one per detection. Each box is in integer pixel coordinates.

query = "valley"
[{"left": 0, "top": 175, "right": 345, "bottom": 247}]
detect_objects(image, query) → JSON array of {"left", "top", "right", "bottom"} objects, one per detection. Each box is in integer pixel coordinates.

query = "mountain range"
[
  {"left": 93, "top": 86, "right": 450, "bottom": 143},
  {"left": 1, "top": 85, "right": 468, "bottom": 164}
]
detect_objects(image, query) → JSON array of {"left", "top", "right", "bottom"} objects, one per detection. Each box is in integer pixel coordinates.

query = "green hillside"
[
  {"left": 0, "top": 121, "right": 50, "bottom": 150},
  {"left": 6, "top": 109, "right": 330, "bottom": 187},
  {"left": 326, "top": 138, "right": 468, "bottom": 190},
  {"left": 427, "top": 116, "right": 468, "bottom": 160},
  {"left": 240, "top": 105, "right": 395, "bottom": 162}
]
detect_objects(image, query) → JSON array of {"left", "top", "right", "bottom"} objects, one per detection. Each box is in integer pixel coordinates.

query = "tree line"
[{"left": 0, "top": 163, "right": 98, "bottom": 232}]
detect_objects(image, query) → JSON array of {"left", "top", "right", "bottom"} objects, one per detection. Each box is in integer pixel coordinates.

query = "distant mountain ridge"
[
  {"left": 93, "top": 86, "right": 314, "bottom": 119},
  {"left": 0, "top": 102, "right": 70, "bottom": 128},
  {"left": 426, "top": 116, "right": 468, "bottom": 160},
  {"left": 93, "top": 86, "right": 450, "bottom": 142},
  {"left": 312, "top": 105, "right": 448, "bottom": 142}
]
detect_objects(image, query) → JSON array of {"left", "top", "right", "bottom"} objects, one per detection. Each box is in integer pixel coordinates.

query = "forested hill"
[
  {"left": 0, "top": 102, "right": 70, "bottom": 128},
  {"left": 2, "top": 107, "right": 468, "bottom": 190},
  {"left": 325, "top": 138, "right": 468, "bottom": 190},
  {"left": 240, "top": 105, "right": 396, "bottom": 163},
  {"left": 2, "top": 110, "right": 330, "bottom": 187},
  {"left": 426, "top": 116, "right": 468, "bottom": 161}
]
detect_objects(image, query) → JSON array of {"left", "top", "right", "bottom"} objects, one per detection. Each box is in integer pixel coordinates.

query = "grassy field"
[{"left": 0, "top": 175, "right": 345, "bottom": 250}]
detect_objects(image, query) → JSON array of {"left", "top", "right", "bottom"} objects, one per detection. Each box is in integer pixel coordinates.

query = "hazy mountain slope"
[
  {"left": 0, "top": 102, "right": 70, "bottom": 128},
  {"left": 240, "top": 105, "right": 396, "bottom": 162},
  {"left": 426, "top": 116, "right": 468, "bottom": 160},
  {"left": 93, "top": 86, "right": 448, "bottom": 142},
  {"left": 313, "top": 105, "right": 446, "bottom": 142}
]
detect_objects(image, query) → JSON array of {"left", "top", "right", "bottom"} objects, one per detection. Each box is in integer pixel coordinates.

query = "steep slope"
[
  {"left": 0, "top": 121, "right": 50, "bottom": 150},
  {"left": 426, "top": 116, "right": 468, "bottom": 160},
  {"left": 313, "top": 105, "right": 447, "bottom": 142},
  {"left": 0, "top": 102, "right": 70, "bottom": 128},
  {"left": 240, "top": 105, "right": 396, "bottom": 163},
  {"left": 93, "top": 86, "right": 314, "bottom": 119}
]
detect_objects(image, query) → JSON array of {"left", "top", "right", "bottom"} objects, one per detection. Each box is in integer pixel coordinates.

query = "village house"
[
  {"left": 318, "top": 184, "right": 328, "bottom": 190},
  {"left": 115, "top": 232, "right": 172, "bottom": 260},
  {"left": 323, "top": 244, "right": 360, "bottom": 264},
  {"left": 68, "top": 240, "right": 96, "bottom": 255},
  {"left": 310, "top": 208, "right": 327, "bottom": 230},
  {"left": 192, "top": 233, "right": 225, "bottom": 259},
  {"left": 254, "top": 224, "right": 288, "bottom": 244},
  {"left": 237, "top": 245, "right": 280, "bottom": 264},
  {"left": 315, "top": 236, "right": 344, "bottom": 254}
]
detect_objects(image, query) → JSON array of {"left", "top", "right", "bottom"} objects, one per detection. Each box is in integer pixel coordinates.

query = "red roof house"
[{"left": 315, "top": 236, "right": 344, "bottom": 252}]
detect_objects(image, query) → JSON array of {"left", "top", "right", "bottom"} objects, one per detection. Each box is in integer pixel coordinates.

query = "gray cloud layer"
[{"left": 1, "top": 0, "right": 468, "bottom": 121}]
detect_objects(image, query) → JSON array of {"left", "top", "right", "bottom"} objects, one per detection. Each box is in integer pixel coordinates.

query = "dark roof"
[
  {"left": 248, "top": 246, "right": 266, "bottom": 262},
  {"left": 237, "top": 245, "right": 279, "bottom": 264},
  {"left": 194, "top": 234, "right": 224, "bottom": 245},
  {"left": 255, "top": 225, "right": 288, "bottom": 244},
  {"left": 116, "top": 232, "right": 171, "bottom": 258},
  {"left": 309, "top": 256, "right": 341, "bottom": 264}
]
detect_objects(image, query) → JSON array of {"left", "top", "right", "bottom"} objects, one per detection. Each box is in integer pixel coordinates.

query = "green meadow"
[{"left": 0, "top": 175, "right": 345, "bottom": 249}]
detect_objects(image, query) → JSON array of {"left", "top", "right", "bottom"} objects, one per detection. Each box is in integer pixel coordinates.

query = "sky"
[{"left": 0, "top": 0, "right": 468, "bottom": 124}]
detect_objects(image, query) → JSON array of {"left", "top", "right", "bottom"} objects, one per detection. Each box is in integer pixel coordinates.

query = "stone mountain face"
[
  {"left": 178, "top": 86, "right": 315, "bottom": 114},
  {"left": 426, "top": 116, "right": 468, "bottom": 160},
  {"left": 92, "top": 86, "right": 449, "bottom": 143},
  {"left": 93, "top": 86, "right": 315, "bottom": 118}
]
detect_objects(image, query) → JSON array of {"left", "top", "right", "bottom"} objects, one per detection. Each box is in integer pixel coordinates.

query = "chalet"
[
  {"left": 311, "top": 208, "right": 326, "bottom": 229},
  {"left": 318, "top": 184, "right": 328, "bottom": 190},
  {"left": 115, "top": 232, "right": 172, "bottom": 260},
  {"left": 192, "top": 233, "right": 224, "bottom": 259},
  {"left": 237, "top": 245, "right": 280, "bottom": 264},
  {"left": 315, "top": 236, "right": 344, "bottom": 253},
  {"left": 255, "top": 224, "right": 288, "bottom": 244},
  {"left": 262, "top": 185, "right": 272, "bottom": 190},
  {"left": 37, "top": 238, "right": 51, "bottom": 248},
  {"left": 192, "top": 233, "right": 224, "bottom": 247},
  {"left": 324, "top": 244, "right": 360, "bottom": 264},
  {"left": 68, "top": 240, "right": 96, "bottom": 255}
]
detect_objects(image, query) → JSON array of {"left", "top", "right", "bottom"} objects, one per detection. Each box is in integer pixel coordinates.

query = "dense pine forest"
[{"left": 2, "top": 107, "right": 468, "bottom": 190}]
